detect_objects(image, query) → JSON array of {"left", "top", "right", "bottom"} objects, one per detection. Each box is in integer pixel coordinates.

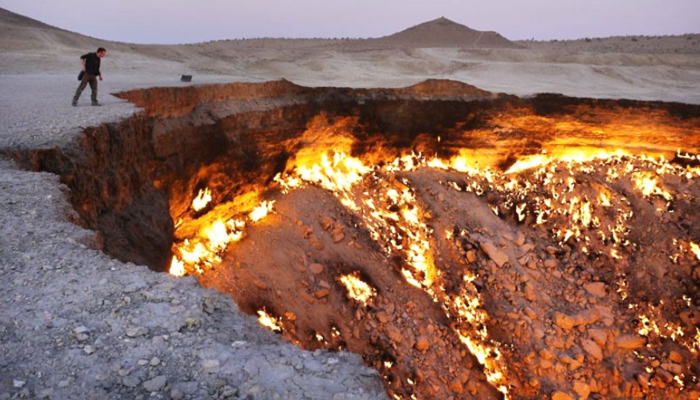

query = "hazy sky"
[{"left": 1, "top": 0, "right": 699, "bottom": 44}]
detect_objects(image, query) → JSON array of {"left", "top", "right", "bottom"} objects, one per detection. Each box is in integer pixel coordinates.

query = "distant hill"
[
  {"left": 0, "top": 7, "right": 115, "bottom": 51},
  {"left": 371, "top": 17, "right": 521, "bottom": 48},
  {"left": 0, "top": 7, "right": 518, "bottom": 51}
]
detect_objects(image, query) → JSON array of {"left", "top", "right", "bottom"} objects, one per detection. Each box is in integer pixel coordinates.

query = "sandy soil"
[{"left": 1, "top": 6, "right": 699, "bottom": 400}]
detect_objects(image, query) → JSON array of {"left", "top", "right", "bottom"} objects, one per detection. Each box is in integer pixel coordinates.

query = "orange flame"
[
  {"left": 339, "top": 272, "right": 376, "bottom": 305},
  {"left": 632, "top": 172, "right": 673, "bottom": 201},
  {"left": 690, "top": 242, "right": 700, "bottom": 262},
  {"left": 192, "top": 188, "right": 212, "bottom": 212},
  {"left": 249, "top": 200, "right": 275, "bottom": 222},
  {"left": 257, "top": 309, "right": 283, "bottom": 332},
  {"left": 169, "top": 257, "right": 185, "bottom": 277}
]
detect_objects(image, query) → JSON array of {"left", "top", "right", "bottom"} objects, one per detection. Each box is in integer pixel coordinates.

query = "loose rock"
[
  {"left": 480, "top": 241, "right": 509, "bottom": 267},
  {"left": 143, "top": 375, "right": 167, "bottom": 392}
]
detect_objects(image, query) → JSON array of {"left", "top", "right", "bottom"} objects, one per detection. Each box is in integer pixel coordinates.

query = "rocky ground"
[{"left": 0, "top": 77, "right": 389, "bottom": 399}]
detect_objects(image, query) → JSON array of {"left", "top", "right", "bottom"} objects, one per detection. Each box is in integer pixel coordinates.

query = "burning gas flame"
[
  {"left": 505, "top": 149, "right": 630, "bottom": 174},
  {"left": 169, "top": 218, "right": 245, "bottom": 276},
  {"left": 250, "top": 200, "right": 275, "bottom": 222},
  {"left": 192, "top": 187, "right": 212, "bottom": 212},
  {"left": 339, "top": 272, "right": 376, "bottom": 305},
  {"left": 632, "top": 172, "right": 673, "bottom": 201},
  {"left": 257, "top": 309, "right": 283, "bottom": 333},
  {"left": 169, "top": 257, "right": 185, "bottom": 277},
  {"left": 691, "top": 242, "right": 700, "bottom": 262}
]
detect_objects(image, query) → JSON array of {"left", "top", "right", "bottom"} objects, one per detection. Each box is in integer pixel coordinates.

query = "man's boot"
[{"left": 91, "top": 91, "right": 100, "bottom": 107}]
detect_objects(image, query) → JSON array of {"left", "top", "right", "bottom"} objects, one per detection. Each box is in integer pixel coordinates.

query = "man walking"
[{"left": 72, "top": 47, "right": 106, "bottom": 107}]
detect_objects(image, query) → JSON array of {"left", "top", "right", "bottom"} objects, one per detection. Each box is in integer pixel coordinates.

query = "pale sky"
[{"left": 1, "top": 0, "right": 699, "bottom": 44}]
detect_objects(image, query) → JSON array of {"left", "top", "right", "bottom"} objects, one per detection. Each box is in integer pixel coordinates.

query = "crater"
[{"left": 11, "top": 79, "right": 700, "bottom": 399}]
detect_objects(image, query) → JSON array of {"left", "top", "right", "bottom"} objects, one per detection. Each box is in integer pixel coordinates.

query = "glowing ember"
[
  {"left": 632, "top": 172, "right": 673, "bottom": 201},
  {"left": 169, "top": 256, "right": 185, "bottom": 277},
  {"left": 172, "top": 218, "right": 245, "bottom": 275},
  {"left": 249, "top": 200, "right": 275, "bottom": 222},
  {"left": 505, "top": 154, "right": 551, "bottom": 174},
  {"left": 339, "top": 272, "right": 376, "bottom": 305},
  {"left": 504, "top": 149, "right": 630, "bottom": 174},
  {"left": 257, "top": 309, "right": 283, "bottom": 332},
  {"left": 691, "top": 242, "right": 700, "bottom": 262},
  {"left": 191, "top": 187, "right": 212, "bottom": 212}
]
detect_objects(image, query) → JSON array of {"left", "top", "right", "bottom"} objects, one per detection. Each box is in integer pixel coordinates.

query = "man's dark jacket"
[{"left": 81, "top": 52, "right": 101, "bottom": 77}]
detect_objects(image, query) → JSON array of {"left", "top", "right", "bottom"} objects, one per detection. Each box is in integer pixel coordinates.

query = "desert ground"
[{"left": 1, "top": 6, "right": 700, "bottom": 400}]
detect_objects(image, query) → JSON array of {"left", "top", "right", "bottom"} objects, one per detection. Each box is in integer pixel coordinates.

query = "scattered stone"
[
  {"left": 320, "top": 216, "right": 334, "bottom": 230},
  {"left": 449, "top": 380, "right": 463, "bottom": 394},
  {"left": 300, "top": 291, "right": 316, "bottom": 304},
  {"left": 202, "top": 359, "right": 220, "bottom": 372},
  {"left": 183, "top": 318, "right": 200, "bottom": 329},
  {"left": 170, "top": 389, "right": 184, "bottom": 400},
  {"left": 376, "top": 312, "right": 389, "bottom": 324},
  {"left": 615, "top": 335, "right": 647, "bottom": 349},
  {"left": 583, "top": 282, "right": 606, "bottom": 298},
  {"left": 581, "top": 339, "right": 603, "bottom": 361},
  {"left": 309, "top": 235, "right": 325, "bottom": 251},
  {"left": 314, "top": 289, "right": 330, "bottom": 298},
  {"left": 589, "top": 329, "right": 607, "bottom": 346},
  {"left": 122, "top": 376, "right": 140, "bottom": 388},
  {"left": 385, "top": 325, "right": 403, "bottom": 344},
  {"left": 573, "top": 308, "right": 601, "bottom": 326},
  {"left": 524, "top": 282, "right": 537, "bottom": 302},
  {"left": 661, "top": 362, "right": 683, "bottom": 375},
  {"left": 309, "top": 263, "right": 325, "bottom": 275},
  {"left": 573, "top": 381, "right": 591, "bottom": 399},
  {"left": 13, "top": 380, "right": 26, "bottom": 388},
  {"left": 415, "top": 336, "right": 430, "bottom": 351},
  {"left": 83, "top": 345, "right": 95, "bottom": 355},
  {"left": 150, "top": 357, "right": 161, "bottom": 366},
  {"left": 331, "top": 226, "right": 345, "bottom": 243},
  {"left": 551, "top": 391, "right": 574, "bottom": 400},
  {"left": 554, "top": 313, "right": 576, "bottom": 331},
  {"left": 520, "top": 243, "right": 535, "bottom": 253},
  {"left": 38, "top": 388, "right": 54, "bottom": 399},
  {"left": 143, "top": 375, "right": 167, "bottom": 392},
  {"left": 126, "top": 327, "right": 148, "bottom": 338},
  {"left": 222, "top": 387, "right": 238, "bottom": 398},
  {"left": 73, "top": 326, "right": 89, "bottom": 335},
  {"left": 559, "top": 354, "right": 583, "bottom": 371},
  {"left": 669, "top": 351, "right": 683, "bottom": 363},
  {"left": 636, "top": 373, "right": 650, "bottom": 388},
  {"left": 656, "top": 368, "right": 674, "bottom": 383},
  {"left": 252, "top": 279, "right": 268, "bottom": 290},
  {"left": 480, "top": 241, "right": 508, "bottom": 267}
]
